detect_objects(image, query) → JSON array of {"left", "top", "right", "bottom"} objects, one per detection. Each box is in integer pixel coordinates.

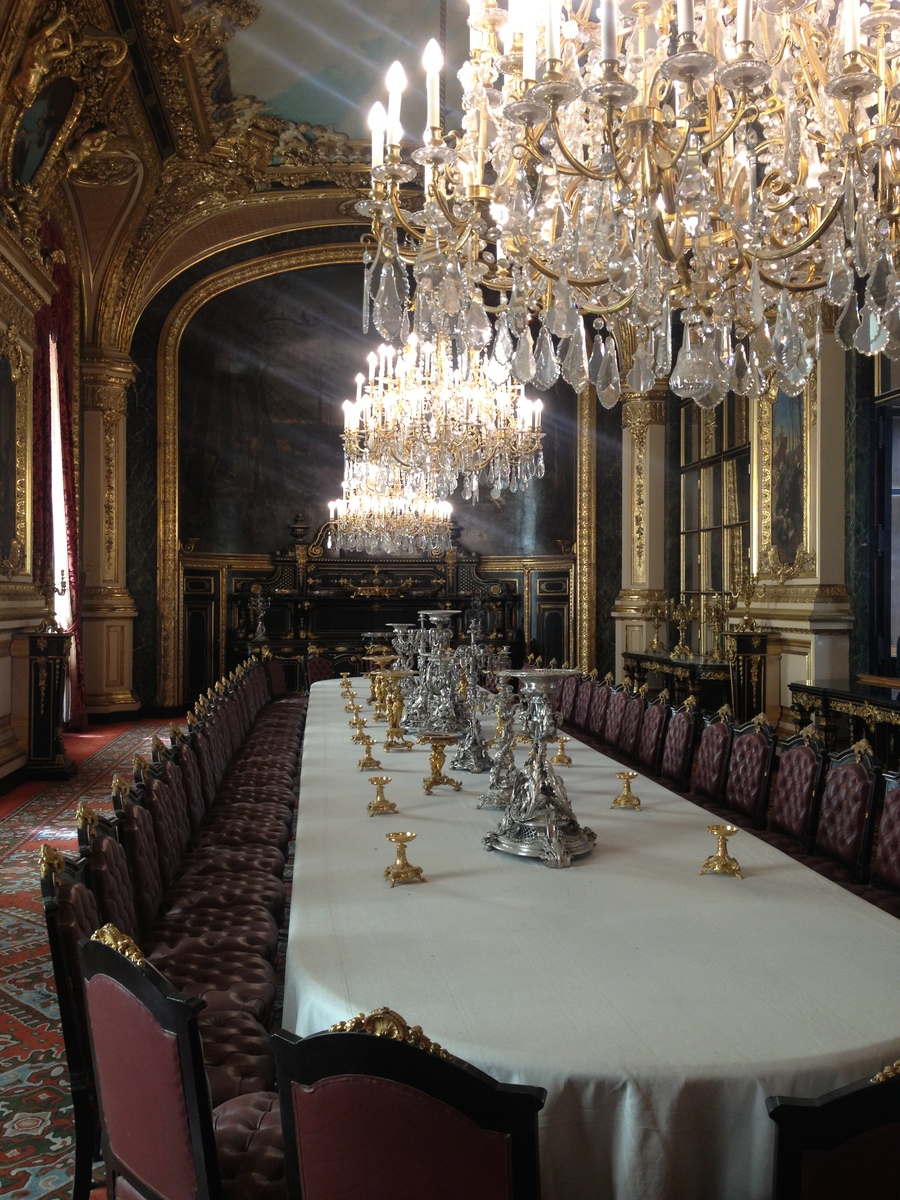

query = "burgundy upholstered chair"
[
  {"left": 80, "top": 930, "right": 286, "bottom": 1200},
  {"left": 800, "top": 742, "right": 883, "bottom": 885},
  {"left": 719, "top": 715, "right": 777, "bottom": 828},
  {"left": 658, "top": 699, "right": 701, "bottom": 792},
  {"left": 557, "top": 674, "right": 579, "bottom": 723},
  {"left": 586, "top": 677, "right": 613, "bottom": 744},
  {"left": 615, "top": 690, "right": 646, "bottom": 760},
  {"left": 761, "top": 730, "right": 828, "bottom": 856},
  {"left": 571, "top": 677, "right": 595, "bottom": 730},
  {"left": 272, "top": 1008, "right": 545, "bottom": 1200},
  {"left": 848, "top": 771, "right": 900, "bottom": 917},
  {"left": 635, "top": 692, "right": 671, "bottom": 776},
  {"left": 603, "top": 685, "right": 629, "bottom": 748},
  {"left": 685, "top": 709, "right": 734, "bottom": 806},
  {"left": 766, "top": 1065, "right": 900, "bottom": 1200},
  {"left": 304, "top": 652, "right": 335, "bottom": 690}
]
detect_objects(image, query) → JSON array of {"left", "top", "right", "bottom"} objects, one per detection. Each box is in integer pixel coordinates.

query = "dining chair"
[
  {"left": 556, "top": 673, "right": 579, "bottom": 722},
  {"left": 800, "top": 740, "right": 883, "bottom": 885},
  {"left": 719, "top": 714, "right": 777, "bottom": 828},
  {"left": 79, "top": 926, "right": 285, "bottom": 1200},
  {"left": 571, "top": 676, "right": 595, "bottom": 730},
  {"left": 847, "top": 770, "right": 900, "bottom": 917},
  {"left": 766, "top": 1061, "right": 900, "bottom": 1200},
  {"left": 615, "top": 687, "right": 647, "bottom": 760},
  {"left": 304, "top": 651, "right": 336, "bottom": 690},
  {"left": 585, "top": 674, "right": 614, "bottom": 745},
  {"left": 272, "top": 1006, "right": 546, "bottom": 1200},
  {"left": 761, "top": 728, "right": 828, "bottom": 856},
  {"left": 658, "top": 697, "right": 701, "bottom": 792},
  {"left": 685, "top": 705, "right": 734, "bottom": 805},
  {"left": 602, "top": 683, "right": 630, "bottom": 748},
  {"left": 635, "top": 690, "right": 670, "bottom": 776}
]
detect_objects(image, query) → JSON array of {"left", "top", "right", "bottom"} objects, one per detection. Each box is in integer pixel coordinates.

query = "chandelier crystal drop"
[
  {"left": 328, "top": 464, "right": 454, "bottom": 556},
  {"left": 362, "top": 0, "right": 900, "bottom": 407},
  {"left": 342, "top": 336, "right": 545, "bottom": 504}
]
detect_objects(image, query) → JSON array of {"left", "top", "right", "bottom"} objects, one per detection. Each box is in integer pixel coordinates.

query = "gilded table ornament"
[
  {"left": 550, "top": 736, "right": 573, "bottom": 766},
  {"left": 351, "top": 716, "right": 369, "bottom": 743},
  {"left": 384, "top": 831, "right": 427, "bottom": 886},
  {"left": 344, "top": 692, "right": 359, "bottom": 712},
  {"left": 700, "top": 824, "right": 743, "bottom": 879},
  {"left": 418, "top": 733, "right": 463, "bottom": 794},
  {"left": 484, "top": 670, "right": 596, "bottom": 868},
  {"left": 367, "top": 776, "right": 398, "bottom": 817},
  {"left": 357, "top": 736, "right": 382, "bottom": 771},
  {"left": 611, "top": 771, "right": 641, "bottom": 810}
]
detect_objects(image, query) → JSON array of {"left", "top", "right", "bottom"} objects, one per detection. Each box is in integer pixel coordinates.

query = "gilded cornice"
[{"left": 156, "top": 242, "right": 364, "bottom": 706}]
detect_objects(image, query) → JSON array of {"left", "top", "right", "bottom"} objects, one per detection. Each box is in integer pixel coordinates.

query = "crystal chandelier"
[
  {"left": 342, "top": 335, "right": 545, "bottom": 502},
  {"left": 328, "top": 461, "right": 454, "bottom": 554},
  {"left": 362, "top": 0, "right": 900, "bottom": 408}
]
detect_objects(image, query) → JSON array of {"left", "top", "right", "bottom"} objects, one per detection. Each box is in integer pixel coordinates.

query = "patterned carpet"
[{"left": 0, "top": 723, "right": 171, "bottom": 1200}]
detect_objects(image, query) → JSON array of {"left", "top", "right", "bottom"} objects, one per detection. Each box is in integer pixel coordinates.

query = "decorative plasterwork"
[
  {"left": 83, "top": 352, "right": 135, "bottom": 582},
  {"left": 621, "top": 396, "right": 665, "bottom": 585},
  {"left": 576, "top": 384, "right": 596, "bottom": 672},
  {"left": 156, "top": 243, "right": 363, "bottom": 706}
]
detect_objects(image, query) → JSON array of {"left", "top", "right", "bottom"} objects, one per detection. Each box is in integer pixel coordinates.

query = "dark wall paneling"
[{"left": 846, "top": 350, "right": 877, "bottom": 679}]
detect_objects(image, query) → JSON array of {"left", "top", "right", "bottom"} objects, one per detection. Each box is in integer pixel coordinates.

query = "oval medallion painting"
[{"left": 12, "top": 77, "right": 76, "bottom": 186}]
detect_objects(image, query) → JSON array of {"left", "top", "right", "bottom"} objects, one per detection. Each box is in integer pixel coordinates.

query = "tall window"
[
  {"left": 680, "top": 396, "right": 751, "bottom": 656},
  {"left": 48, "top": 334, "right": 73, "bottom": 713}
]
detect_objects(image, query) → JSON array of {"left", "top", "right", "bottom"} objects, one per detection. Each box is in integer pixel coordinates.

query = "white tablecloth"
[{"left": 283, "top": 680, "right": 900, "bottom": 1200}]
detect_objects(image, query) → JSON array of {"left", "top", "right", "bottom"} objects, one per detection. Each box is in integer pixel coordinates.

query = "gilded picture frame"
[
  {"left": 758, "top": 369, "right": 816, "bottom": 583},
  {"left": 0, "top": 327, "right": 32, "bottom": 582}
]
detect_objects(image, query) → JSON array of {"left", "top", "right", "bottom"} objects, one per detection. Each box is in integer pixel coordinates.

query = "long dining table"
[{"left": 282, "top": 679, "right": 900, "bottom": 1200}]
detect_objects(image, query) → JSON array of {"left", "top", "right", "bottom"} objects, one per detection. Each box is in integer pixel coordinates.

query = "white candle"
[
  {"left": 368, "top": 102, "right": 386, "bottom": 167},
  {"left": 343, "top": 400, "right": 354, "bottom": 429},
  {"left": 677, "top": 0, "right": 694, "bottom": 37},
  {"left": 534, "top": 398, "right": 543, "bottom": 427},
  {"left": 469, "top": 0, "right": 482, "bottom": 52},
  {"left": 355, "top": 373, "right": 364, "bottom": 404},
  {"left": 522, "top": 0, "right": 537, "bottom": 79},
  {"left": 844, "top": 0, "right": 860, "bottom": 54},
  {"left": 385, "top": 60, "right": 407, "bottom": 146},
  {"left": 736, "top": 0, "right": 752, "bottom": 45},
  {"left": 600, "top": 0, "right": 617, "bottom": 61},
  {"left": 547, "top": 0, "right": 561, "bottom": 61},
  {"left": 422, "top": 39, "right": 442, "bottom": 129}
]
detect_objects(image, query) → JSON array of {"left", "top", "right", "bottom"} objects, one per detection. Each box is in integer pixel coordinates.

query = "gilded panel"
[
  {"left": 758, "top": 369, "right": 816, "bottom": 583},
  {"left": 0, "top": 325, "right": 31, "bottom": 584}
]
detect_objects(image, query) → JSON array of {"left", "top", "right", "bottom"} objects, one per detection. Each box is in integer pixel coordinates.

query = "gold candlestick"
[
  {"left": 357, "top": 736, "right": 382, "bottom": 770},
  {"left": 418, "top": 733, "right": 462, "bottom": 794},
  {"left": 344, "top": 691, "right": 359, "bottom": 711},
  {"left": 611, "top": 770, "right": 641, "bottom": 810},
  {"left": 550, "top": 736, "right": 572, "bottom": 766},
  {"left": 669, "top": 597, "right": 697, "bottom": 660},
  {"left": 367, "top": 775, "right": 398, "bottom": 817},
  {"left": 730, "top": 567, "right": 765, "bottom": 632},
  {"left": 382, "top": 674, "right": 414, "bottom": 751},
  {"left": 704, "top": 595, "right": 728, "bottom": 662},
  {"left": 347, "top": 702, "right": 362, "bottom": 726},
  {"left": 351, "top": 716, "right": 369, "bottom": 743},
  {"left": 700, "top": 824, "right": 743, "bottom": 879},
  {"left": 647, "top": 600, "right": 668, "bottom": 653},
  {"left": 384, "top": 831, "right": 427, "bottom": 886}
]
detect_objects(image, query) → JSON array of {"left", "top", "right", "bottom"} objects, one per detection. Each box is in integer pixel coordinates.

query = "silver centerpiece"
[
  {"left": 477, "top": 677, "right": 520, "bottom": 809},
  {"left": 450, "top": 621, "right": 493, "bottom": 773},
  {"left": 484, "top": 669, "right": 596, "bottom": 868},
  {"left": 404, "top": 610, "right": 465, "bottom": 736}
]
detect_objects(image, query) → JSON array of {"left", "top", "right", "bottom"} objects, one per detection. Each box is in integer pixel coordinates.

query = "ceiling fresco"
[{"left": 226, "top": 0, "right": 467, "bottom": 142}]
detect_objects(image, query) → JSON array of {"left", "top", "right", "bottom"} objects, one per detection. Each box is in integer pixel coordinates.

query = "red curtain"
[{"left": 34, "top": 221, "right": 87, "bottom": 730}]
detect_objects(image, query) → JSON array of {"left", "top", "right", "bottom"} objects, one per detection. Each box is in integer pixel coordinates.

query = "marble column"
[
  {"left": 612, "top": 391, "right": 668, "bottom": 670},
  {"left": 81, "top": 348, "right": 139, "bottom": 713}
]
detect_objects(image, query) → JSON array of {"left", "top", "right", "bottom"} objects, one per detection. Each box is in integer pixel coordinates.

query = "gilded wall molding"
[
  {"left": 0, "top": 323, "right": 31, "bottom": 584},
  {"left": 83, "top": 352, "right": 134, "bottom": 582},
  {"left": 621, "top": 396, "right": 666, "bottom": 585},
  {"left": 576, "top": 384, "right": 596, "bottom": 672},
  {"left": 157, "top": 243, "right": 364, "bottom": 706}
]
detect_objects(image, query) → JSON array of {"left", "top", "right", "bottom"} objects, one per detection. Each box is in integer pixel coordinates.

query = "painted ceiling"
[{"left": 226, "top": 0, "right": 468, "bottom": 143}]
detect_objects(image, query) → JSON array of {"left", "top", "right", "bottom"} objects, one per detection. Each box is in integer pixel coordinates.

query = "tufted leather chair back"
[
  {"left": 121, "top": 802, "right": 167, "bottom": 932},
  {"left": 84, "top": 828, "right": 142, "bottom": 944},
  {"left": 870, "top": 772, "right": 900, "bottom": 891},
  {"left": 691, "top": 717, "right": 734, "bottom": 800},
  {"left": 636, "top": 699, "right": 670, "bottom": 774},
  {"left": 659, "top": 704, "right": 700, "bottom": 791},
  {"left": 306, "top": 653, "right": 336, "bottom": 688},
  {"left": 723, "top": 719, "right": 777, "bottom": 826},
  {"left": 572, "top": 679, "right": 594, "bottom": 729},
  {"left": 617, "top": 693, "right": 646, "bottom": 757},
  {"left": 587, "top": 682, "right": 612, "bottom": 740},
  {"left": 604, "top": 687, "right": 629, "bottom": 746},
  {"left": 557, "top": 675, "right": 578, "bottom": 722},
  {"left": 813, "top": 747, "right": 882, "bottom": 880},
  {"left": 768, "top": 735, "right": 827, "bottom": 849}
]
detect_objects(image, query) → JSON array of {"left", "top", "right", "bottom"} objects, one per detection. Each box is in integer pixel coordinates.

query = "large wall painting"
[
  {"left": 177, "top": 264, "right": 577, "bottom": 559},
  {"left": 759, "top": 370, "right": 816, "bottom": 582}
]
